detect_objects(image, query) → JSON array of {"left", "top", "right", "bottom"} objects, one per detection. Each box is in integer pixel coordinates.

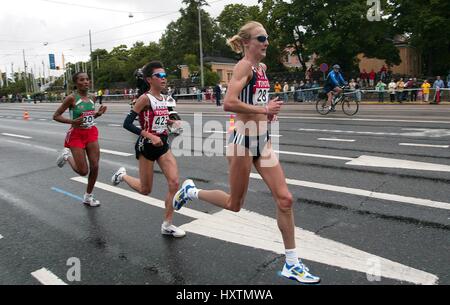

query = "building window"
[
  {"left": 227, "top": 72, "right": 232, "bottom": 82},
  {"left": 216, "top": 69, "right": 223, "bottom": 79}
]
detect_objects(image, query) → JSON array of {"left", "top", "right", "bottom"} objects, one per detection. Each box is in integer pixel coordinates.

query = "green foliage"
[
  {"left": 3, "top": 0, "right": 439, "bottom": 97},
  {"left": 390, "top": 0, "right": 450, "bottom": 75},
  {"left": 0, "top": 78, "right": 26, "bottom": 96},
  {"left": 274, "top": 0, "right": 400, "bottom": 75}
]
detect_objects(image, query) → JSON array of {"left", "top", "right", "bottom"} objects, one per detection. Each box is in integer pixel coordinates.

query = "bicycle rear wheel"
[
  {"left": 341, "top": 97, "right": 359, "bottom": 116},
  {"left": 316, "top": 98, "right": 332, "bottom": 115}
]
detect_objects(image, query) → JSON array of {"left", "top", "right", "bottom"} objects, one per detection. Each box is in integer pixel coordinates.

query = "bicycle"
[{"left": 315, "top": 88, "right": 359, "bottom": 116}]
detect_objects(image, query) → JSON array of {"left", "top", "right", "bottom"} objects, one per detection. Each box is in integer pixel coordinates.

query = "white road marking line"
[
  {"left": 275, "top": 150, "right": 354, "bottom": 161},
  {"left": 347, "top": 155, "right": 450, "bottom": 173},
  {"left": 399, "top": 143, "right": 449, "bottom": 149},
  {"left": 318, "top": 138, "right": 355, "bottom": 142},
  {"left": 0, "top": 234, "right": 3, "bottom": 239},
  {"left": 250, "top": 173, "right": 450, "bottom": 211},
  {"left": 1, "top": 133, "right": 32, "bottom": 139},
  {"left": 70, "top": 177, "right": 206, "bottom": 220},
  {"left": 3, "top": 139, "right": 58, "bottom": 153},
  {"left": 204, "top": 130, "right": 227, "bottom": 134},
  {"left": 72, "top": 177, "right": 438, "bottom": 285},
  {"left": 287, "top": 116, "right": 450, "bottom": 124},
  {"left": 100, "top": 149, "right": 133, "bottom": 157},
  {"left": 299, "top": 128, "right": 450, "bottom": 138},
  {"left": 31, "top": 268, "right": 67, "bottom": 285},
  {"left": 181, "top": 209, "right": 438, "bottom": 285},
  {"left": 204, "top": 131, "right": 283, "bottom": 137},
  {"left": 108, "top": 124, "right": 122, "bottom": 127},
  {"left": 39, "top": 119, "right": 47, "bottom": 121}
]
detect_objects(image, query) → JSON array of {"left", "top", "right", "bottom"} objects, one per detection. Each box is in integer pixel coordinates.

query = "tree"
[
  {"left": 159, "top": 0, "right": 217, "bottom": 72},
  {"left": 216, "top": 4, "right": 261, "bottom": 39},
  {"left": 268, "top": 0, "right": 401, "bottom": 75},
  {"left": 391, "top": 0, "right": 450, "bottom": 76}
]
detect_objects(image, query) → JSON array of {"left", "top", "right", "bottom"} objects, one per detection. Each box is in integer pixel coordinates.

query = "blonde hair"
[{"left": 226, "top": 21, "right": 264, "bottom": 54}]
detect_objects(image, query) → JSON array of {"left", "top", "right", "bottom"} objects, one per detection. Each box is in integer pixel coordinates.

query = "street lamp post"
[
  {"left": 198, "top": 3, "right": 204, "bottom": 89},
  {"left": 89, "top": 30, "right": 94, "bottom": 92},
  {"left": 23, "top": 49, "right": 29, "bottom": 95}
]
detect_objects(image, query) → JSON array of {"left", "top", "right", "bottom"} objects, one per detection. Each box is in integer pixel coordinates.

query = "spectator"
[
  {"left": 369, "top": 69, "right": 376, "bottom": 87},
  {"left": 380, "top": 65, "right": 387, "bottom": 82},
  {"left": 421, "top": 79, "right": 431, "bottom": 103},
  {"left": 447, "top": 79, "right": 450, "bottom": 101},
  {"left": 404, "top": 79, "right": 413, "bottom": 101},
  {"left": 360, "top": 69, "right": 369, "bottom": 88},
  {"left": 349, "top": 78, "right": 357, "bottom": 99},
  {"left": 357, "top": 77, "right": 364, "bottom": 91},
  {"left": 292, "top": 80, "right": 298, "bottom": 101},
  {"left": 297, "top": 80, "right": 305, "bottom": 102},
  {"left": 304, "top": 80, "right": 312, "bottom": 102},
  {"left": 388, "top": 79, "right": 397, "bottom": 103},
  {"left": 311, "top": 80, "right": 320, "bottom": 102},
  {"left": 375, "top": 80, "right": 387, "bottom": 102},
  {"left": 283, "top": 82, "right": 290, "bottom": 102},
  {"left": 432, "top": 76, "right": 445, "bottom": 104},
  {"left": 274, "top": 81, "right": 282, "bottom": 93},
  {"left": 214, "top": 83, "right": 222, "bottom": 106},
  {"left": 354, "top": 78, "right": 362, "bottom": 102},
  {"left": 396, "top": 78, "right": 405, "bottom": 103},
  {"left": 96, "top": 89, "right": 103, "bottom": 104},
  {"left": 196, "top": 87, "right": 202, "bottom": 102},
  {"left": 409, "top": 78, "right": 419, "bottom": 102}
]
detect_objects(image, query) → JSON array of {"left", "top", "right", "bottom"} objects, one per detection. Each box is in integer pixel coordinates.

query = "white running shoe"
[
  {"left": 83, "top": 193, "right": 101, "bottom": 207},
  {"left": 281, "top": 261, "right": 321, "bottom": 284},
  {"left": 172, "top": 179, "right": 196, "bottom": 211},
  {"left": 161, "top": 223, "right": 186, "bottom": 238},
  {"left": 56, "top": 148, "right": 71, "bottom": 168},
  {"left": 111, "top": 167, "right": 126, "bottom": 186}
]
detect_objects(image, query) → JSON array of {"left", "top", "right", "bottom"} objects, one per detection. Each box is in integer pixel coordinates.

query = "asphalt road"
[{"left": 0, "top": 101, "right": 449, "bottom": 285}]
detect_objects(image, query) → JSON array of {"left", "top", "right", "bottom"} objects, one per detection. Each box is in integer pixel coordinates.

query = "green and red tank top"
[{"left": 70, "top": 93, "right": 96, "bottom": 128}]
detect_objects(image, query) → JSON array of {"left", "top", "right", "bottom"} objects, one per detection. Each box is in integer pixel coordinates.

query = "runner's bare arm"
[{"left": 53, "top": 95, "right": 81, "bottom": 125}]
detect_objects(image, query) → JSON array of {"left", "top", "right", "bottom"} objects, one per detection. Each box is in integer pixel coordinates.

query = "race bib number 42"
[{"left": 152, "top": 115, "right": 169, "bottom": 133}]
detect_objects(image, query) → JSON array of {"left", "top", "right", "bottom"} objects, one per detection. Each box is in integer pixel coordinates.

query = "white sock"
[
  {"left": 187, "top": 187, "right": 200, "bottom": 200},
  {"left": 285, "top": 249, "right": 299, "bottom": 266},
  {"left": 162, "top": 221, "right": 171, "bottom": 228}
]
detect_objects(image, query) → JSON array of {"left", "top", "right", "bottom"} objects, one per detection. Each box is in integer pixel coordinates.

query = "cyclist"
[{"left": 324, "top": 64, "right": 347, "bottom": 111}]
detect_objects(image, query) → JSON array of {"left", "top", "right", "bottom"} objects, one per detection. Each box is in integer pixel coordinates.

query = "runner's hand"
[
  {"left": 96, "top": 105, "right": 107, "bottom": 117},
  {"left": 266, "top": 98, "right": 282, "bottom": 115},
  {"left": 151, "top": 135, "right": 163, "bottom": 147},
  {"left": 71, "top": 117, "right": 84, "bottom": 127}
]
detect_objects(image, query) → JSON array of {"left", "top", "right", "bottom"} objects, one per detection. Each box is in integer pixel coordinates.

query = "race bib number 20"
[{"left": 82, "top": 110, "right": 96, "bottom": 127}]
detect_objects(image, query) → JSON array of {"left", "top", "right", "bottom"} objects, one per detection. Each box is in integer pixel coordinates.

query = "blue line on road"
[{"left": 51, "top": 187, "right": 83, "bottom": 201}]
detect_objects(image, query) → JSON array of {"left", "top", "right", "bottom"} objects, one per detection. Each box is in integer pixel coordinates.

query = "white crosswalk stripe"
[
  {"left": 72, "top": 177, "right": 439, "bottom": 284},
  {"left": 31, "top": 268, "right": 67, "bottom": 285}
]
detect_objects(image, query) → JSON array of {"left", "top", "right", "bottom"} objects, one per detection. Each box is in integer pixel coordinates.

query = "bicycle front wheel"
[
  {"left": 342, "top": 98, "right": 359, "bottom": 116},
  {"left": 316, "top": 98, "right": 331, "bottom": 115}
]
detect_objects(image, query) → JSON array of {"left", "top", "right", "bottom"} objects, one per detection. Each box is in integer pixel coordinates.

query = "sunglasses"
[
  {"left": 254, "top": 35, "right": 269, "bottom": 43},
  {"left": 152, "top": 72, "right": 167, "bottom": 79}
]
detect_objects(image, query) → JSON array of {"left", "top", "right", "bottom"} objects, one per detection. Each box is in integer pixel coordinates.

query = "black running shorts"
[{"left": 135, "top": 134, "right": 169, "bottom": 161}]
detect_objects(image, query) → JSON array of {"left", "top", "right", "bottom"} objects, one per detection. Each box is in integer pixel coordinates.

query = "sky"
[{"left": 0, "top": 0, "right": 260, "bottom": 78}]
